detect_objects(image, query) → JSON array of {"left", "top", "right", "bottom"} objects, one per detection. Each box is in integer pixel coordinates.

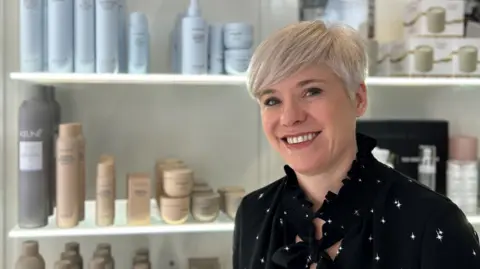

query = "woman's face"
[{"left": 257, "top": 64, "right": 367, "bottom": 175}]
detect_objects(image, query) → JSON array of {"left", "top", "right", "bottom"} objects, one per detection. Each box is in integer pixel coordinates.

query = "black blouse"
[{"left": 233, "top": 133, "right": 480, "bottom": 269}]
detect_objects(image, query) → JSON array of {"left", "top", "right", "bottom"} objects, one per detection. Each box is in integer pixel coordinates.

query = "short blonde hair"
[{"left": 247, "top": 21, "right": 367, "bottom": 98}]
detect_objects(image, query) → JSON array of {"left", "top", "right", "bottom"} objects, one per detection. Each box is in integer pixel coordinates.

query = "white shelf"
[
  {"left": 9, "top": 73, "right": 247, "bottom": 86},
  {"left": 365, "top": 77, "right": 480, "bottom": 87},
  {"left": 467, "top": 215, "right": 480, "bottom": 225},
  {"left": 8, "top": 199, "right": 234, "bottom": 238},
  {"left": 10, "top": 72, "right": 480, "bottom": 87}
]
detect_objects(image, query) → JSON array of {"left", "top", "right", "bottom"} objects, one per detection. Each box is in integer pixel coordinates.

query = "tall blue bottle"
[
  {"left": 20, "top": 0, "right": 44, "bottom": 72},
  {"left": 48, "top": 0, "right": 74, "bottom": 73}
]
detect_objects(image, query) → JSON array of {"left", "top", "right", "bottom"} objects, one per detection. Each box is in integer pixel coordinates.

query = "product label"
[
  {"left": 98, "top": 0, "right": 117, "bottom": 10},
  {"left": 78, "top": 0, "right": 93, "bottom": 10},
  {"left": 23, "top": 0, "right": 40, "bottom": 9},
  {"left": 191, "top": 29, "right": 206, "bottom": 44},
  {"left": 19, "top": 141, "right": 43, "bottom": 171}
]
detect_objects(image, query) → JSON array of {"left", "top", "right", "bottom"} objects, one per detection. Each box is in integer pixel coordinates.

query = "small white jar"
[
  {"left": 223, "top": 22, "right": 253, "bottom": 49},
  {"left": 224, "top": 49, "right": 252, "bottom": 75}
]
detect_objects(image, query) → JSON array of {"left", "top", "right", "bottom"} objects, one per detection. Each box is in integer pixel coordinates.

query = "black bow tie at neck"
[{"left": 271, "top": 240, "right": 336, "bottom": 269}]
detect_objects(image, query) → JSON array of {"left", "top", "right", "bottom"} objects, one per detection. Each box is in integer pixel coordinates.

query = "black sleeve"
[
  {"left": 420, "top": 204, "right": 480, "bottom": 268},
  {"left": 233, "top": 199, "right": 245, "bottom": 269}
]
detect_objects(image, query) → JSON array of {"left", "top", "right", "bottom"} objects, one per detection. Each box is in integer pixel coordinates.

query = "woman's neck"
[{"left": 296, "top": 143, "right": 358, "bottom": 211}]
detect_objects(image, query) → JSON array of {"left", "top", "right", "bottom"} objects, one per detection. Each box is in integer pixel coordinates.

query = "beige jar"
[
  {"left": 223, "top": 189, "right": 245, "bottom": 219},
  {"left": 191, "top": 192, "right": 220, "bottom": 222},
  {"left": 160, "top": 196, "right": 190, "bottom": 224},
  {"left": 218, "top": 186, "right": 245, "bottom": 213},
  {"left": 162, "top": 168, "right": 194, "bottom": 197}
]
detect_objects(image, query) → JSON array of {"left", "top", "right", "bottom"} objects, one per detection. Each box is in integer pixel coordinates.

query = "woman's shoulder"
[
  {"left": 240, "top": 176, "right": 286, "bottom": 208},
  {"left": 375, "top": 161, "right": 466, "bottom": 222}
]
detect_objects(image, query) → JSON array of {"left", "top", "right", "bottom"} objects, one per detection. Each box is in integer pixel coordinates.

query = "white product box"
[
  {"left": 376, "top": 43, "right": 391, "bottom": 76},
  {"left": 452, "top": 38, "right": 480, "bottom": 77},
  {"left": 447, "top": 161, "right": 478, "bottom": 215},
  {"left": 404, "top": 0, "right": 464, "bottom": 37},
  {"left": 389, "top": 37, "right": 454, "bottom": 76},
  {"left": 389, "top": 40, "right": 406, "bottom": 76}
]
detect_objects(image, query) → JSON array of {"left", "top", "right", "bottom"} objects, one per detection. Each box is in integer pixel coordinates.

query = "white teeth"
[{"left": 285, "top": 133, "right": 318, "bottom": 144}]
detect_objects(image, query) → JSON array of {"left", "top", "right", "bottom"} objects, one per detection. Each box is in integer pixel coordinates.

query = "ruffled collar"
[{"left": 272, "top": 133, "right": 381, "bottom": 268}]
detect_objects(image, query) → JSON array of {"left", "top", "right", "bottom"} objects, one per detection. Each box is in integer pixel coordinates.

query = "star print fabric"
[{"left": 232, "top": 133, "right": 480, "bottom": 269}]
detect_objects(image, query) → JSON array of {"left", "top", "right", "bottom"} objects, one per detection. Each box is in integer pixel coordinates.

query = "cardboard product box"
[
  {"left": 390, "top": 37, "right": 455, "bottom": 76},
  {"left": 376, "top": 43, "right": 391, "bottom": 76},
  {"left": 452, "top": 37, "right": 480, "bottom": 76},
  {"left": 403, "top": 0, "right": 465, "bottom": 37}
]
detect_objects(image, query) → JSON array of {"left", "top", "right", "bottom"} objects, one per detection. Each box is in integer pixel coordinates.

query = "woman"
[{"left": 233, "top": 21, "right": 480, "bottom": 269}]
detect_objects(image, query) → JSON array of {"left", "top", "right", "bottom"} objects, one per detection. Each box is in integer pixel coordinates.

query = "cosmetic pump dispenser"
[{"left": 181, "top": 0, "right": 207, "bottom": 74}]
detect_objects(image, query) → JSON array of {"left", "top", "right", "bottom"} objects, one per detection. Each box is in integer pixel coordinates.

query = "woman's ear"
[{"left": 355, "top": 83, "right": 368, "bottom": 117}]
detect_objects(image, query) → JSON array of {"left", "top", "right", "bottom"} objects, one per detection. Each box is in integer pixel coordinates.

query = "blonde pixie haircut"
[{"left": 247, "top": 21, "right": 367, "bottom": 99}]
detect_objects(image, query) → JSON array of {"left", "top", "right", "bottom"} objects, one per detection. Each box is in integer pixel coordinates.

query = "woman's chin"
[{"left": 285, "top": 158, "right": 326, "bottom": 176}]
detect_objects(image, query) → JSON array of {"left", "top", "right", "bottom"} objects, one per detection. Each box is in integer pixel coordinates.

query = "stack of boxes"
[{"left": 378, "top": 0, "right": 480, "bottom": 77}]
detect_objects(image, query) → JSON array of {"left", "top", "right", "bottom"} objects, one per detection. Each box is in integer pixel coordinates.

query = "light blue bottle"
[
  {"left": 170, "top": 12, "right": 184, "bottom": 73},
  {"left": 118, "top": 0, "right": 127, "bottom": 73},
  {"left": 42, "top": 0, "right": 48, "bottom": 71},
  {"left": 20, "top": 0, "right": 44, "bottom": 72},
  {"left": 96, "top": 0, "right": 119, "bottom": 73},
  {"left": 128, "top": 12, "right": 149, "bottom": 74},
  {"left": 181, "top": 0, "right": 207, "bottom": 74},
  {"left": 169, "top": 29, "right": 176, "bottom": 73},
  {"left": 48, "top": 0, "right": 74, "bottom": 73},
  {"left": 208, "top": 24, "right": 224, "bottom": 74},
  {"left": 74, "top": 0, "right": 95, "bottom": 73}
]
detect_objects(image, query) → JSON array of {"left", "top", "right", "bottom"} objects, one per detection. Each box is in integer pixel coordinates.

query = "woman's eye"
[
  {"left": 263, "top": 98, "right": 280, "bottom": 106},
  {"left": 305, "top": 87, "right": 323, "bottom": 97}
]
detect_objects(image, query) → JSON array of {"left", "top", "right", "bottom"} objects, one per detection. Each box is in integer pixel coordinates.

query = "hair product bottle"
[
  {"left": 96, "top": 0, "right": 120, "bottom": 73},
  {"left": 96, "top": 159, "right": 116, "bottom": 226},
  {"left": 65, "top": 242, "right": 83, "bottom": 269},
  {"left": 56, "top": 123, "right": 80, "bottom": 228},
  {"left": 54, "top": 260, "right": 72, "bottom": 269},
  {"left": 48, "top": 0, "right": 74, "bottom": 73},
  {"left": 93, "top": 248, "right": 114, "bottom": 269},
  {"left": 89, "top": 258, "right": 106, "bottom": 269},
  {"left": 118, "top": 0, "right": 127, "bottom": 73},
  {"left": 15, "top": 241, "right": 45, "bottom": 269},
  {"left": 45, "top": 86, "right": 61, "bottom": 213},
  {"left": 208, "top": 24, "right": 224, "bottom": 74},
  {"left": 181, "top": 0, "right": 207, "bottom": 74},
  {"left": 20, "top": 0, "right": 44, "bottom": 72},
  {"left": 127, "top": 173, "right": 151, "bottom": 225},
  {"left": 42, "top": 0, "right": 48, "bottom": 71},
  {"left": 18, "top": 85, "right": 54, "bottom": 228},
  {"left": 61, "top": 250, "right": 81, "bottom": 269},
  {"left": 170, "top": 12, "right": 184, "bottom": 73},
  {"left": 74, "top": 0, "right": 95, "bottom": 73},
  {"left": 71, "top": 123, "right": 86, "bottom": 221},
  {"left": 128, "top": 12, "right": 150, "bottom": 74}
]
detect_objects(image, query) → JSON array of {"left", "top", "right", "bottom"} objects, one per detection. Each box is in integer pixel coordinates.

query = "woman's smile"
[{"left": 280, "top": 131, "right": 321, "bottom": 150}]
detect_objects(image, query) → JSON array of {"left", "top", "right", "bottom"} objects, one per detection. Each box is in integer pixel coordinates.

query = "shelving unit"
[
  {"left": 10, "top": 72, "right": 480, "bottom": 87},
  {"left": 10, "top": 72, "right": 246, "bottom": 86},
  {"left": 8, "top": 200, "right": 234, "bottom": 238},
  {"left": 468, "top": 215, "right": 480, "bottom": 225},
  {"left": 4, "top": 0, "right": 480, "bottom": 268},
  {"left": 9, "top": 199, "right": 478, "bottom": 239}
]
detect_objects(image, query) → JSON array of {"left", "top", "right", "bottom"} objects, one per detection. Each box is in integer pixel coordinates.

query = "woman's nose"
[{"left": 280, "top": 101, "right": 306, "bottom": 126}]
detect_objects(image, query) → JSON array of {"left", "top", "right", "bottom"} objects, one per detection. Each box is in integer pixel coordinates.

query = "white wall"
[{"left": 2, "top": 0, "right": 480, "bottom": 269}]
